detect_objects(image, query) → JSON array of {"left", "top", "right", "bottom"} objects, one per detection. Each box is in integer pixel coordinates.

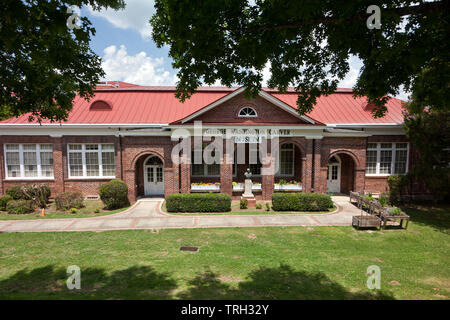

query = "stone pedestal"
[{"left": 241, "top": 179, "right": 256, "bottom": 208}]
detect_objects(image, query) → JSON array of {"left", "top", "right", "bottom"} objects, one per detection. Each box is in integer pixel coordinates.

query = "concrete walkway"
[{"left": 0, "top": 196, "right": 360, "bottom": 233}]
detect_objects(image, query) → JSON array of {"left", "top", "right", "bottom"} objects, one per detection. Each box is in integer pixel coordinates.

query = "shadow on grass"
[
  {"left": 178, "top": 264, "right": 394, "bottom": 300},
  {"left": 0, "top": 264, "right": 394, "bottom": 299},
  {"left": 402, "top": 204, "right": 450, "bottom": 234},
  {"left": 0, "top": 265, "right": 177, "bottom": 299}
]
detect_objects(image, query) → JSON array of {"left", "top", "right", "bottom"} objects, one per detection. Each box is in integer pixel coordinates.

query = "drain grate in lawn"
[{"left": 180, "top": 246, "right": 199, "bottom": 252}]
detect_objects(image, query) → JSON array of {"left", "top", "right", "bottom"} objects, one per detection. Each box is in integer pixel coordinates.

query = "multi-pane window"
[
  {"left": 190, "top": 147, "right": 221, "bottom": 177},
  {"left": 68, "top": 144, "right": 115, "bottom": 178},
  {"left": 365, "top": 143, "right": 409, "bottom": 175},
  {"left": 278, "top": 143, "right": 294, "bottom": 176},
  {"left": 4, "top": 144, "right": 53, "bottom": 179},
  {"left": 366, "top": 143, "right": 378, "bottom": 174}
]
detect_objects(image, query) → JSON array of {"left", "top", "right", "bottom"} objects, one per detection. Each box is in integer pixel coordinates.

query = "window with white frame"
[
  {"left": 68, "top": 144, "right": 115, "bottom": 178},
  {"left": 366, "top": 143, "right": 409, "bottom": 175},
  {"left": 4, "top": 144, "right": 54, "bottom": 179},
  {"left": 238, "top": 107, "right": 257, "bottom": 118},
  {"left": 277, "top": 143, "right": 295, "bottom": 176}
]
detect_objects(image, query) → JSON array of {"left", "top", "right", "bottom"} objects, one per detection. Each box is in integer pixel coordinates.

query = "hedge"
[
  {"left": 98, "top": 179, "right": 129, "bottom": 210},
  {"left": 6, "top": 200, "right": 35, "bottom": 214},
  {"left": 272, "top": 193, "right": 333, "bottom": 211},
  {"left": 166, "top": 193, "right": 231, "bottom": 212}
]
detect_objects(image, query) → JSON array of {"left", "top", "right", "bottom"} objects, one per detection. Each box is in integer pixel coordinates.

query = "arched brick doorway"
[
  {"left": 327, "top": 152, "right": 356, "bottom": 194},
  {"left": 135, "top": 153, "right": 165, "bottom": 197}
]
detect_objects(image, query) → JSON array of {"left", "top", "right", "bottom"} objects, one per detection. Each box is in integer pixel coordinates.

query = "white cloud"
[
  {"left": 88, "top": 0, "right": 155, "bottom": 40},
  {"left": 338, "top": 55, "right": 363, "bottom": 89},
  {"left": 101, "top": 45, "right": 178, "bottom": 85}
]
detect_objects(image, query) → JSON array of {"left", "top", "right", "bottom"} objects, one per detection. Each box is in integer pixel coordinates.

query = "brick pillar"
[
  {"left": 180, "top": 154, "right": 191, "bottom": 193},
  {"left": 262, "top": 154, "right": 275, "bottom": 200},
  {"left": 52, "top": 137, "right": 65, "bottom": 195},
  {"left": 125, "top": 169, "right": 136, "bottom": 202},
  {"left": 303, "top": 139, "right": 313, "bottom": 192},
  {"left": 0, "top": 142, "right": 4, "bottom": 195},
  {"left": 355, "top": 169, "right": 365, "bottom": 193},
  {"left": 313, "top": 139, "right": 326, "bottom": 193},
  {"left": 220, "top": 153, "right": 233, "bottom": 196}
]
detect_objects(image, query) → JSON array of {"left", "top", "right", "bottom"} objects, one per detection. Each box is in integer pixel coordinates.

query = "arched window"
[
  {"left": 238, "top": 107, "right": 257, "bottom": 118},
  {"left": 145, "top": 156, "right": 163, "bottom": 166}
]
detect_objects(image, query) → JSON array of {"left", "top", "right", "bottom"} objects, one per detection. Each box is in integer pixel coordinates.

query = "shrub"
[
  {"left": 166, "top": 193, "right": 231, "bottom": 212},
  {"left": 5, "top": 185, "right": 50, "bottom": 208},
  {"left": 388, "top": 206, "right": 403, "bottom": 216},
  {"left": 94, "top": 208, "right": 100, "bottom": 213},
  {"left": 21, "top": 184, "right": 51, "bottom": 208},
  {"left": 378, "top": 194, "right": 389, "bottom": 207},
  {"left": 99, "top": 179, "right": 129, "bottom": 210},
  {"left": 265, "top": 202, "right": 271, "bottom": 211},
  {"left": 256, "top": 203, "right": 262, "bottom": 209},
  {"left": 6, "top": 200, "right": 35, "bottom": 214},
  {"left": 69, "top": 208, "right": 78, "bottom": 214},
  {"left": 388, "top": 175, "right": 406, "bottom": 205},
  {"left": 6, "top": 186, "right": 25, "bottom": 200},
  {"left": 272, "top": 193, "right": 333, "bottom": 211},
  {"left": 240, "top": 198, "right": 248, "bottom": 209},
  {"left": 0, "top": 195, "right": 13, "bottom": 210},
  {"left": 55, "top": 191, "right": 84, "bottom": 211}
]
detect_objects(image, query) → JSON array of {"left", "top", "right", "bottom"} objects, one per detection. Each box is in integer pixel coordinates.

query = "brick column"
[
  {"left": 124, "top": 169, "right": 136, "bottom": 202},
  {"left": 303, "top": 139, "right": 313, "bottom": 192},
  {"left": 220, "top": 153, "right": 233, "bottom": 196},
  {"left": 313, "top": 139, "right": 326, "bottom": 193},
  {"left": 52, "top": 137, "right": 65, "bottom": 195},
  {"left": 355, "top": 169, "right": 365, "bottom": 193},
  {"left": 262, "top": 154, "right": 275, "bottom": 200},
  {"left": 0, "top": 142, "right": 4, "bottom": 195},
  {"left": 180, "top": 154, "right": 191, "bottom": 193}
]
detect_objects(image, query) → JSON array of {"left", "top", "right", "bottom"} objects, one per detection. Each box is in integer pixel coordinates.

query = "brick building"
[{"left": 0, "top": 82, "right": 412, "bottom": 202}]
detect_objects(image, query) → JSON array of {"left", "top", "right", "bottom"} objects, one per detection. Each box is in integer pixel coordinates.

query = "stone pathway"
[{"left": 0, "top": 196, "right": 361, "bottom": 233}]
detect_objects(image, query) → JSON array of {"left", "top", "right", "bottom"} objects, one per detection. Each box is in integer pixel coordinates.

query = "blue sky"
[{"left": 81, "top": 1, "right": 408, "bottom": 100}]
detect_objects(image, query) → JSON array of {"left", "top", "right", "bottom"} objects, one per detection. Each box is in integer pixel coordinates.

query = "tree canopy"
[
  {"left": 151, "top": 0, "right": 449, "bottom": 117},
  {"left": 0, "top": 0, "right": 125, "bottom": 122}
]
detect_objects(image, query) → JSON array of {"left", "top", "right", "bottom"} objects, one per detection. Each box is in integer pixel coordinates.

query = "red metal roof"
[{"left": 0, "top": 85, "right": 406, "bottom": 125}]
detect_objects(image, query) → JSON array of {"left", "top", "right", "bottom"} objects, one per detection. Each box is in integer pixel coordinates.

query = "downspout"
[
  {"left": 311, "top": 139, "right": 315, "bottom": 192},
  {"left": 119, "top": 130, "right": 123, "bottom": 180}
]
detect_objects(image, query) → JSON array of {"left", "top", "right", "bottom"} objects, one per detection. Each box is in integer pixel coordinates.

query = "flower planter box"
[
  {"left": 191, "top": 184, "right": 220, "bottom": 192},
  {"left": 274, "top": 184, "right": 302, "bottom": 192},
  {"left": 232, "top": 184, "right": 261, "bottom": 192}
]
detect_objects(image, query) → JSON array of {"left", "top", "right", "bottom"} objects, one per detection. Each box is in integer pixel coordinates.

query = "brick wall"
[
  {"left": 190, "top": 93, "right": 310, "bottom": 125},
  {"left": 0, "top": 132, "right": 419, "bottom": 201}
]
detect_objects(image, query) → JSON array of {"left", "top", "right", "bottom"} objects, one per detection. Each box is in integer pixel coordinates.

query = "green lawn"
[
  {"left": 0, "top": 204, "right": 448, "bottom": 300},
  {"left": 163, "top": 201, "right": 336, "bottom": 215},
  {"left": 0, "top": 200, "right": 130, "bottom": 220}
]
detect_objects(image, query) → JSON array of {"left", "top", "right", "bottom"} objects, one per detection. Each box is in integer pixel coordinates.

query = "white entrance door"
[
  {"left": 144, "top": 164, "right": 164, "bottom": 196},
  {"left": 326, "top": 156, "right": 341, "bottom": 193}
]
